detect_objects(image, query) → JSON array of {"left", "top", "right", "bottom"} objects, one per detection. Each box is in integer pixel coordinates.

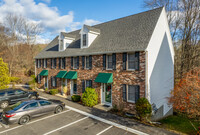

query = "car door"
[
  {"left": 23, "top": 102, "right": 43, "bottom": 117},
  {"left": 39, "top": 101, "right": 55, "bottom": 114},
  {"left": 7, "top": 90, "right": 18, "bottom": 104},
  {"left": 15, "top": 90, "right": 29, "bottom": 101}
]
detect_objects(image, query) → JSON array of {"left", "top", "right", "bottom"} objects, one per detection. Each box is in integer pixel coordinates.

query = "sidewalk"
[{"left": 35, "top": 90, "right": 177, "bottom": 135}]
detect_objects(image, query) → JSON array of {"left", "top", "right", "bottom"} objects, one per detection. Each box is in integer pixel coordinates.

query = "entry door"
[
  {"left": 71, "top": 80, "right": 77, "bottom": 95},
  {"left": 61, "top": 79, "right": 67, "bottom": 94},
  {"left": 101, "top": 83, "right": 112, "bottom": 105},
  {"left": 44, "top": 77, "right": 48, "bottom": 89}
]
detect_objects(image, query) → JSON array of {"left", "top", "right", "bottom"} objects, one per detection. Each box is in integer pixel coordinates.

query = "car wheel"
[
  {"left": 55, "top": 106, "right": 63, "bottom": 114},
  {"left": 19, "top": 115, "right": 30, "bottom": 125},
  {"left": 0, "top": 101, "right": 9, "bottom": 109},
  {"left": 30, "top": 96, "right": 37, "bottom": 99}
]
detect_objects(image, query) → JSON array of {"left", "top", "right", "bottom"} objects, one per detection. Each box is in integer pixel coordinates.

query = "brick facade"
[{"left": 36, "top": 51, "right": 146, "bottom": 114}]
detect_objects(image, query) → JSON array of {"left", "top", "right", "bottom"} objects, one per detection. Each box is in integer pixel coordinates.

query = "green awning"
[
  {"left": 94, "top": 73, "right": 113, "bottom": 83},
  {"left": 39, "top": 70, "right": 48, "bottom": 76},
  {"left": 64, "top": 71, "right": 77, "bottom": 79},
  {"left": 56, "top": 71, "right": 67, "bottom": 78}
]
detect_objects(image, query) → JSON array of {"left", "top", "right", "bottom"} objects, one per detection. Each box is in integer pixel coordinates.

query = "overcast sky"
[{"left": 0, "top": 0, "right": 146, "bottom": 44}]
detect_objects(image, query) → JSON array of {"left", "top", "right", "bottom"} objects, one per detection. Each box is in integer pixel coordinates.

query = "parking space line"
[
  {"left": 43, "top": 117, "right": 88, "bottom": 135},
  {"left": 0, "top": 109, "right": 71, "bottom": 134},
  {"left": 96, "top": 125, "right": 113, "bottom": 135},
  {"left": 65, "top": 105, "right": 149, "bottom": 135}
]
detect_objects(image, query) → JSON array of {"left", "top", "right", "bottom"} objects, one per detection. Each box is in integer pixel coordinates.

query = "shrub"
[
  {"left": 71, "top": 95, "right": 81, "bottom": 102},
  {"left": 0, "top": 58, "right": 10, "bottom": 89},
  {"left": 10, "top": 77, "right": 21, "bottom": 84},
  {"left": 82, "top": 87, "right": 98, "bottom": 107},
  {"left": 49, "top": 89, "right": 58, "bottom": 95},
  {"left": 28, "top": 75, "right": 37, "bottom": 90},
  {"left": 136, "top": 98, "right": 152, "bottom": 121}
]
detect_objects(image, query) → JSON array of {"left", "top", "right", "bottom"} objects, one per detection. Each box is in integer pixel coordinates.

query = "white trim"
[
  {"left": 73, "top": 57, "right": 78, "bottom": 69},
  {"left": 106, "top": 54, "right": 113, "bottom": 70},
  {"left": 43, "top": 117, "right": 88, "bottom": 135},
  {"left": 96, "top": 126, "right": 113, "bottom": 135},
  {"left": 126, "top": 85, "right": 137, "bottom": 103},
  {"left": 127, "top": 52, "right": 137, "bottom": 70},
  {"left": 101, "top": 83, "right": 112, "bottom": 106},
  {"left": 85, "top": 56, "right": 90, "bottom": 69}
]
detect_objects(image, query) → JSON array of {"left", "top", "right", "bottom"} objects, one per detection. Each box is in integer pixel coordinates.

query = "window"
[
  {"left": 85, "top": 56, "right": 89, "bottom": 69},
  {"left": 39, "top": 101, "right": 52, "bottom": 106},
  {"left": 38, "top": 59, "right": 41, "bottom": 68},
  {"left": 127, "top": 53, "right": 139, "bottom": 70},
  {"left": 73, "top": 57, "right": 78, "bottom": 69},
  {"left": 52, "top": 76, "right": 56, "bottom": 87},
  {"left": 15, "top": 90, "right": 25, "bottom": 95},
  {"left": 60, "top": 39, "right": 63, "bottom": 50},
  {"left": 0, "top": 92, "right": 5, "bottom": 97},
  {"left": 127, "top": 85, "right": 140, "bottom": 103},
  {"left": 86, "top": 80, "right": 92, "bottom": 88},
  {"left": 7, "top": 91, "right": 15, "bottom": 96},
  {"left": 83, "top": 34, "right": 86, "bottom": 46},
  {"left": 61, "top": 58, "right": 65, "bottom": 69},
  {"left": 38, "top": 75, "right": 41, "bottom": 84},
  {"left": 24, "top": 102, "right": 38, "bottom": 110},
  {"left": 107, "top": 55, "right": 112, "bottom": 69},
  {"left": 52, "top": 58, "right": 56, "bottom": 69},
  {"left": 44, "top": 59, "right": 47, "bottom": 68}
]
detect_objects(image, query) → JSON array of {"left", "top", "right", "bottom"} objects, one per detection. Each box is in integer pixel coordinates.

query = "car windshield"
[{"left": 4, "top": 101, "right": 27, "bottom": 111}]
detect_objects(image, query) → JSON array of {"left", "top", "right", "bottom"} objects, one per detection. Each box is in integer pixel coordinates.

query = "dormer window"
[{"left": 83, "top": 34, "right": 87, "bottom": 47}]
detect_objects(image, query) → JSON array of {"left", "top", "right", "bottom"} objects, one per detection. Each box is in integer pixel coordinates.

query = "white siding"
[{"left": 146, "top": 7, "right": 174, "bottom": 116}]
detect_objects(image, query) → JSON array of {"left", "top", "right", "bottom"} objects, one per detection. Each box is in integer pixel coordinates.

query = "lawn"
[{"left": 159, "top": 115, "right": 200, "bottom": 134}]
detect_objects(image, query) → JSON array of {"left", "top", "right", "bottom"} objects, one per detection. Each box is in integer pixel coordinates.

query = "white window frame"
[
  {"left": 127, "top": 53, "right": 136, "bottom": 70},
  {"left": 52, "top": 58, "right": 56, "bottom": 69},
  {"left": 73, "top": 57, "right": 78, "bottom": 69},
  {"left": 85, "top": 80, "right": 92, "bottom": 89},
  {"left": 38, "top": 75, "right": 41, "bottom": 84},
  {"left": 82, "top": 34, "right": 87, "bottom": 47},
  {"left": 44, "top": 59, "right": 47, "bottom": 68},
  {"left": 127, "top": 85, "right": 136, "bottom": 103},
  {"left": 38, "top": 59, "right": 41, "bottom": 68},
  {"left": 85, "top": 56, "right": 89, "bottom": 69},
  {"left": 60, "top": 58, "right": 64, "bottom": 69},
  {"left": 106, "top": 55, "right": 112, "bottom": 70},
  {"left": 52, "top": 77, "right": 56, "bottom": 87}
]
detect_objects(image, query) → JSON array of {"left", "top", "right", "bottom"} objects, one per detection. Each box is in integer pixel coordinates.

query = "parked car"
[
  {"left": 1, "top": 99, "right": 65, "bottom": 125},
  {"left": 0, "top": 89, "right": 39, "bottom": 109}
]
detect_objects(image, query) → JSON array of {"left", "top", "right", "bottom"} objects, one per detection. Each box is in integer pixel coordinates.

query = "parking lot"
[{"left": 0, "top": 97, "right": 148, "bottom": 135}]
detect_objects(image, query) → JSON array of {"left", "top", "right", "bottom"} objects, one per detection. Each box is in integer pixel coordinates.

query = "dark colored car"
[
  {"left": 1, "top": 99, "right": 65, "bottom": 125},
  {"left": 0, "top": 89, "right": 39, "bottom": 109}
]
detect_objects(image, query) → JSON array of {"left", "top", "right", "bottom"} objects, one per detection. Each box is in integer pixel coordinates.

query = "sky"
[{"left": 0, "top": 0, "right": 146, "bottom": 44}]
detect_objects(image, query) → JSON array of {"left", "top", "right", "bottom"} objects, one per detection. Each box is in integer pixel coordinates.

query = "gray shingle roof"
[
  {"left": 35, "top": 7, "right": 163, "bottom": 59},
  {"left": 84, "top": 24, "right": 100, "bottom": 33}
]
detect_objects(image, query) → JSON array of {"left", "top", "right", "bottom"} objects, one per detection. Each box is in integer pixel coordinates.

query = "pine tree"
[{"left": 0, "top": 58, "right": 10, "bottom": 89}]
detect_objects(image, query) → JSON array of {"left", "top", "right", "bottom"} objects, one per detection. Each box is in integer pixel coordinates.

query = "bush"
[
  {"left": 49, "top": 89, "right": 58, "bottom": 95},
  {"left": 82, "top": 87, "right": 98, "bottom": 107},
  {"left": 10, "top": 77, "right": 21, "bottom": 84},
  {"left": 28, "top": 75, "right": 37, "bottom": 90},
  {"left": 135, "top": 98, "right": 152, "bottom": 121},
  {"left": 71, "top": 95, "right": 81, "bottom": 102}
]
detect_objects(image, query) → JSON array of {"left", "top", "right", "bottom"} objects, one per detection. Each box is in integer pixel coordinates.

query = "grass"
[{"left": 159, "top": 115, "right": 200, "bottom": 134}]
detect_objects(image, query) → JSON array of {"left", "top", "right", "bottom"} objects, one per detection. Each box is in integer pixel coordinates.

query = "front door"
[
  {"left": 44, "top": 76, "right": 48, "bottom": 89},
  {"left": 101, "top": 83, "right": 112, "bottom": 106},
  {"left": 70, "top": 80, "right": 77, "bottom": 95},
  {"left": 61, "top": 79, "right": 67, "bottom": 95}
]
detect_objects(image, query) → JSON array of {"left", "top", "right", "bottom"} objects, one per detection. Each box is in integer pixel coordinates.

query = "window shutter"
[
  {"left": 59, "top": 58, "right": 61, "bottom": 69},
  {"left": 82, "top": 56, "right": 85, "bottom": 69},
  {"left": 51, "top": 77, "right": 53, "bottom": 87},
  {"left": 89, "top": 55, "right": 92, "bottom": 70},
  {"left": 89, "top": 80, "right": 92, "bottom": 88},
  {"left": 55, "top": 77, "right": 57, "bottom": 87},
  {"left": 123, "top": 53, "right": 127, "bottom": 70},
  {"left": 36, "top": 59, "right": 38, "bottom": 68},
  {"left": 112, "top": 53, "right": 116, "bottom": 70},
  {"left": 103, "top": 54, "right": 106, "bottom": 70},
  {"left": 54, "top": 58, "right": 57, "bottom": 68},
  {"left": 51, "top": 59, "right": 53, "bottom": 68},
  {"left": 82, "top": 80, "right": 85, "bottom": 93},
  {"left": 135, "top": 85, "right": 140, "bottom": 102},
  {"left": 71, "top": 57, "right": 73, "bottom": 69},
  {"left": 77, "top": 56, "right": 79, "bottom": 69},
  {"left": 122, "top": 84, "right": 127, "bottom": 101},
  {"left": 63, "top": 58, "right": 66, "bottom": 69},
  {"left": 45, "top": 59, "right": 47, "bottom": 68},
  {"left": 135, "top": 52, "right": 140, "bottom": 70}
]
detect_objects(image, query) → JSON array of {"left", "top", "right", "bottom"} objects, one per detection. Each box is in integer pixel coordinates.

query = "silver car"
[{"left": 1, "top": 99, "right": 65, "bottom": 125}]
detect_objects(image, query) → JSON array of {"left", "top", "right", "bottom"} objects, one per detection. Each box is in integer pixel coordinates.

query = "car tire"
[
  {"left": 55, "top": 106, "right": 63, "bottom": 114},
  {"left": 30, "top": 96, "right": 37, "bottom": 99},
  {"left": 19, "top": 115, "right": 30, "bottom": 125},
  {"left": 0, "top": 101, "right": 9, "bottom": 109}
]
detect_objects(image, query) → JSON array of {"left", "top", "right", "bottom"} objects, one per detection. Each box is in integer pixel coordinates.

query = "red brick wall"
[{"left": 36, "top": 51, "right": 146, "bottom": 113}]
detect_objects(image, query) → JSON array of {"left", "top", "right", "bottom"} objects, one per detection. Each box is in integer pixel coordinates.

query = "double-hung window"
[
  {"left": 52, "top": 76, "right": 56, "bottom": 87},
  {"left": 43, "top": 59, "right": 47, "bottom": 68},
  {"left": 107, "top": 55, "right": 112, "bottom": 69},
  {"left": 123, "top": 84, "right": 140, "bottom": 103},
  {"left": 52, "top": 58, "right": 56, "bottom": 69},
  {"left": 38, "top": 59, "right": 41, "bottom": 68},
  {"left": 61, "top": 58, "right": 65, "bottom": 69},
  {"left": 83, "top": 34, "right": 86, "bottom": 47},
  {"left": 73, "top": 57, "right": 78, "bottom": 69},
  {"left": 85, "top": 56, "right": 89, "bottom": 69}
]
